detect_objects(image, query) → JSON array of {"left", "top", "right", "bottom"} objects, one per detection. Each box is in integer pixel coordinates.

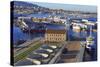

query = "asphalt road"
[{"left": 14, "top": 37, "right": 42, "bottom": 57}]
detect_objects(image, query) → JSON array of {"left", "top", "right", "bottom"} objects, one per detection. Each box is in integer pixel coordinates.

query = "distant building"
[{"left": 45, "top": 29, "right": 66, "bottom": 42}]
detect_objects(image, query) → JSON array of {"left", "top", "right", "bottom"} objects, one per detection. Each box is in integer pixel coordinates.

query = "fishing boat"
[{"left": 16, "top": 18, "right": 29, "bottom": 31}]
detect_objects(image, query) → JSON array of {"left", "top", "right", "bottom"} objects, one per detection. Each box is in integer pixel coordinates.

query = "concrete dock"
[{"left": 58, "top": 41, "right": 85, "bottom": 63}]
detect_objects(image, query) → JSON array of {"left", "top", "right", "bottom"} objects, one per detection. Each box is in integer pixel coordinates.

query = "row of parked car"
[{"left": 15, "top": 44, "right": 59, "bottom": 66}]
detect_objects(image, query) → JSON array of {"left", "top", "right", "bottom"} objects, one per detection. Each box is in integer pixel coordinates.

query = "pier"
[
  {"left": 49, "top": 42, "right": 67, "bottom": 64},
  {"left": 55, "top": 41, "right": 85, "bottom": 63},
  {"left": 14, "top": 40, "right": 85, "bottom": 64},
  {"left": 46, "top": 41, "right": 85, "bottom": 63},
  {"left": 31, "top": 17, "right": 67, "bottom": 25}
]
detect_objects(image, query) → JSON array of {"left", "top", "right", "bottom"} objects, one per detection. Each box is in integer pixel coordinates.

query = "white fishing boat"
[{"left": 17, "top": 18, "right": 29, "bottom": 31}]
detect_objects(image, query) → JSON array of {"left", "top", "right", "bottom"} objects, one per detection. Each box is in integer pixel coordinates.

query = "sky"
[
  {"left": 32, "top": 2, "right": 97, "bottom": 13},
  {"left": 13, "top": 0, "right": 97, "bottom": 6}
]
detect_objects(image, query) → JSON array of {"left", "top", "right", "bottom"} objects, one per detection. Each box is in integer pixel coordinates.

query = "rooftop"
[{"left": 45, "top": 29, "right": 66, "bottom": 34}]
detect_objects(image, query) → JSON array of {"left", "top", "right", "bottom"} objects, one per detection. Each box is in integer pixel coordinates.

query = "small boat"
[{"left": 86, "top": 35, "right": 94, "bottom": 50}]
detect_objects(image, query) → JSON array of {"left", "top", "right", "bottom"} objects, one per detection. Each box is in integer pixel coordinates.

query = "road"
[{"left": 14, "top": 37, "right": 42, "bottom": 57}]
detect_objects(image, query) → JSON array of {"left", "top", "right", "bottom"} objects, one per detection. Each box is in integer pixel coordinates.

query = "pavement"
[{"left": 76, "top": 42, "right": 85, "bottom": 62}]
